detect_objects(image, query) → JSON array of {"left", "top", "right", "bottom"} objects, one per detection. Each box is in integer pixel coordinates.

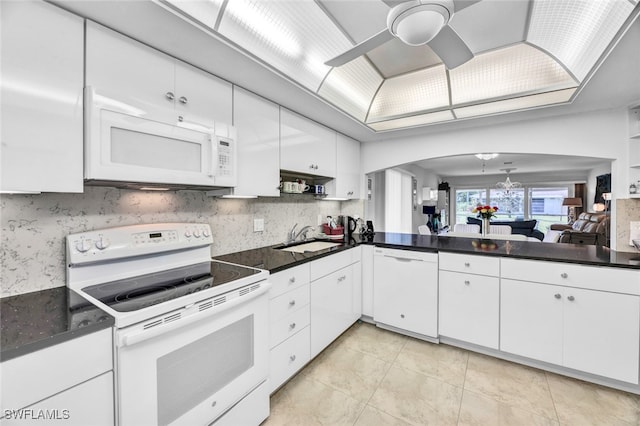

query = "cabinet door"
[
  {"left": 232, "top": 87, "right": 280, "bottom": 196},
  {"left": 500, "top": 279, "right": 563, "bottom": 365},
  {"left": 326, "top": 134, "right": 361, "bottom": 198},
  {"left": 310, "top": 265, "right": 355, "bottom": 358},
  {"left": 1, "top": 1, "right": 83, "bottom": 192},
  {"left": 175, "top": 63, "right": 231, "bottom": 129},
  {"left": 373, "top": 250, "right": 438, "bottom": 337},
  {"left": 8, "top": 372, "right": 114, "bottom": 426},
  {"left": 439, "top": 271, "right": 499, "bottom": 349},
  {"left": 563, "top": 288, "right": 640, "bottom": 384},
  {"left": 280, "top": 108, "right": 336, "bottom": 177},
  {"left": 86, "top": 22, "right": 174, "bottom": 110}
]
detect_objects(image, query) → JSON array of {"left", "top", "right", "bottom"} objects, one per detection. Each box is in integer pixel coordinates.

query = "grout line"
[
  {"left": 544, "top": 371, "right": 562, "bottom": 424},
  {"left": 455, "top": 352, "right": 471, "bottom": 425}
]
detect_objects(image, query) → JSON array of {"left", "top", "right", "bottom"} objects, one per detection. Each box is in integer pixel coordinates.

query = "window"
[
  {"left": 528, "top": 187, "right": 569, "bottom": 233},
  {"left": 455, "top": 189, "right": 486, "bottom": 225},
  {"left": 489, "top": 189, "right": 525, "bottom": 220}
]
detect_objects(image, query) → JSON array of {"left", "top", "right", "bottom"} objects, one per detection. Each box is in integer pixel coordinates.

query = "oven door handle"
[{"left": 118, "top": 282, "right": 270, "bottom": 348}]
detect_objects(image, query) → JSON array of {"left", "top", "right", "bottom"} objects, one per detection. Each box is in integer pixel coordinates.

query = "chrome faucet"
[{"left": 287, "top": 224, "right": 314, "bottom": 244}]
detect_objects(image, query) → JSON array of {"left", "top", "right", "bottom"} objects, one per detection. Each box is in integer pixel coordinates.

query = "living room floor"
[{"left": 263, "top": 322, "right": 640, "bottom": 425}]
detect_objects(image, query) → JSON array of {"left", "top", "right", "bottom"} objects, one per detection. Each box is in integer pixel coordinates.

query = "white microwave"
[{"left": 84, "top": 87, "right": 236, "bottom": 190}]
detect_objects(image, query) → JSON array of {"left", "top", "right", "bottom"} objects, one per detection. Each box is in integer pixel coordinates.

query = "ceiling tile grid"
[
  {"left": 368, "top": 110, "right": 455, "bottom": 131},
  {"left": 367, "top": 65, "right": 450, "bottom": 121}
]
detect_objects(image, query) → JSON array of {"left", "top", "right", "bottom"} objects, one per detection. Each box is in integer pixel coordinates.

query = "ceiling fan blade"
[
  {"left": 324, "top": 29, "right": 395, "bottom": 67},
  {"left": 453, "top": 0, "right": 482, "bottom": 13},
  {"left": 428, "top": 25, "right": 473, "bottom": 69}
]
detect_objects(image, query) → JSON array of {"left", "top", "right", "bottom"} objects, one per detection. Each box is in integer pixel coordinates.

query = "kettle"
[{"left": 339, "top": 216, "right": 358, "bottom": 241}]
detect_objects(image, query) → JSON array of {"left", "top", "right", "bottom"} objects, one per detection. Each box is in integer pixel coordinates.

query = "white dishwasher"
[{"left": 373, "top": 247, "right": 439, "bottom": 339}]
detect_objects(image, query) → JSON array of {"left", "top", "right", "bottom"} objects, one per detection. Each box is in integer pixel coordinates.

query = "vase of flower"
[{"left": 472, "top": 205, "right": 499, "bottom": 238}]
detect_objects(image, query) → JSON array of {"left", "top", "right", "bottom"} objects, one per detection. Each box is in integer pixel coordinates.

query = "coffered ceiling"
[{"left": 158, "top": 0, "right": 639, "bottom": 132}]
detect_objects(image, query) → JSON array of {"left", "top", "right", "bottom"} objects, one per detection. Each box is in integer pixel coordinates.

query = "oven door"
[{"left": 114, "top": 283, "right": 269, "bottom": 426}]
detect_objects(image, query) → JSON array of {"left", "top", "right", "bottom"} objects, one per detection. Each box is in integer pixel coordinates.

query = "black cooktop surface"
[{"left": 82, "top": 261, "right": 261, "bottom": 312}]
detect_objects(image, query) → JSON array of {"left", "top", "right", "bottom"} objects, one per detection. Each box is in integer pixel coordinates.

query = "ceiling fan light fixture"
[{"left": 388, "top": 1, "right": 452, "bottom": 46}]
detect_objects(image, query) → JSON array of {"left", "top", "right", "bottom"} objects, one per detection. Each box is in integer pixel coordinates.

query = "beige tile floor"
[{"left": 263, "top": 322, "right": 640, "bottom": 426}]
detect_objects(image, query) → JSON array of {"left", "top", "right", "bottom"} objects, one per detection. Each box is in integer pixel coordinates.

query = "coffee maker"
[{"left": 338, "top": 216, "right": 358, "bottom": 241}]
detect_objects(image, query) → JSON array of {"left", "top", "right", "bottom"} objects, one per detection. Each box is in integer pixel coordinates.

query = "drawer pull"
[
  {"left": 289, "top": 300, "right": 296, "bottom": 306},
  {"left": 560, "top": 273, "right": 568, "bottom": 279},
  {"left": 290, "top": 355, "right": 296, "bottom": 362},
  {"left": 400, "top": 314, "right": 405, "bottom": 318},
  {"left": 554, "top": 293, "right": 561, "bottom": 299},
  {"left": 289, "top": 322, "right": 296, "bottom": 330},
  {"left": 289, "top": 277, "right": 296, "bottom": 284},
  {"left": 464, "top": 262, "right": 470, "bottom": 267},
  {"left": 567, "top": 295, "right": 575, "bottom": 301},
  {"left": 337, "top": 275, "right": 347, "bottom": 282},
  {"left": 464, "top": 280, "right": 470, "bottom": 285}
]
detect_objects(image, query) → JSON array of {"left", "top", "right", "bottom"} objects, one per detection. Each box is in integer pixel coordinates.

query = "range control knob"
[
  {"left": 193, "top": 229, "right": 201, "bottom": 238},
  {"left": 95, "top": 236, "right": 110, "bottom": 250},
  {"left": 202, "top": 229, "right": 211, "bottom": 237},
  {"left": 184, "top": 230, "right": 192, "bottom": 238},
  {"left": 75, "top": 239, "right": 92, "bottom": 253}
]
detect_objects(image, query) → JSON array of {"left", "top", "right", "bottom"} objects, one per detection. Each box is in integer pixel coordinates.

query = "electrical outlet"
[{"left": 254, "top": 218, "right": 264, "bottom": 232}]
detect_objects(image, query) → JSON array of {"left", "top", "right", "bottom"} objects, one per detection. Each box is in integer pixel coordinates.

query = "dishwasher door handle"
[{"left": 384, "top": 255, "right": 416, "bottom": 262}]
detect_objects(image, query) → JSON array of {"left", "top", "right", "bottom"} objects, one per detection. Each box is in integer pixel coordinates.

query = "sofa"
[
  {"left": 549, "top": 212, "right": 609, "bottom": 246},
  {"left": 467, "top": 217, "right": 545, "bottom": 241}
]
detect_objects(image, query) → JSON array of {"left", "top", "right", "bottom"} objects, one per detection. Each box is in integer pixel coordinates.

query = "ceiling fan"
[{"left": 325, "top": 0, "right": 481, "bottom": 70}]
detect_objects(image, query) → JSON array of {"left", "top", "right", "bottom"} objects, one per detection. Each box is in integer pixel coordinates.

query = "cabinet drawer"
[
  {"left": 269, "top": 326, "right": 311, "bottom": 393},
  {"left": 0, "top": 328, "right": 112, "bottom": 413},
  {"left": 310, "top": 248, "right": 358, "bottom": 281},
  {"left": 269, "top": 264, "right": 310, "bottom": 299},
  {"left": 270, "top": 305, "right": 310, "bottom": 348},
  {"left": 439, "top": 252, "right": 499, "bottom": 276},
  {"left": 501, "top": 258, "right": 640, "bottom": 295},
  {"left": 270, "top": 284, "right": 310, "bottom": 324}
]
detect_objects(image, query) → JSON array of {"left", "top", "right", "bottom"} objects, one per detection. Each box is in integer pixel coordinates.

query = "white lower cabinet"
[
  {"left": 501, "top": 276, "right": 640, "bottom": 384},
  {"left": 268, "top": 266, "right": 311, "bottom": 393},
  {"left": 439, "top": 271, "right": 499, "bottom": 349},
  {"left": 361, "top": 245, "right": 374, "bottom": 317},
  {"left": 373, "top": 248, "right": 438, "bottom": 338},
  {"left": 0, "top": 328, "right": 113, "bottom": 424}
]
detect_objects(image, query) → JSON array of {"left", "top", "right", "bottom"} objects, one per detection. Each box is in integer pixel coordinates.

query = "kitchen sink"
[{"left": 277, "top": 241, "right": 342, "bottom": 253}]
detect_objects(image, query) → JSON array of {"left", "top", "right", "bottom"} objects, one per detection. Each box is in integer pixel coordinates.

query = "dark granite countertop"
[
  {"left": 215, "top": 233, "right": 640, "bottom": 271},
  {"left": 1, "top": 287, "right": 114, "bottom": 362}
]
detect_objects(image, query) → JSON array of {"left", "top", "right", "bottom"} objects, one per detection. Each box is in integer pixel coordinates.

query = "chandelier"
[{"left": 496, "top": 168, "right": 521, "bottom": 193}]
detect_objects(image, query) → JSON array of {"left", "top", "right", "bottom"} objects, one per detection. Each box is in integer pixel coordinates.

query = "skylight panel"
[
  {"left": 368, "top": 110, "right": 454, "bottom": 131},
  {"left": 454, "top": 88, "right": 576, "bottom": 119},
  {"left": 318, "top": 57, "right": 383, "bottom": 122},
  {"left": 449, "top": 44, "right": 576, "bottom": 105},
  {"left": 527, "top": 0, "right": 635, "bottom": 82},
  {"left": 217, "top": 0, "right": 353, "bottom": 92},
  {"left": 367, "top": 65, "right": 449, "bottom": 122},
  {"left": 163, "top": 0, "right": 224, "bottom": 30}
]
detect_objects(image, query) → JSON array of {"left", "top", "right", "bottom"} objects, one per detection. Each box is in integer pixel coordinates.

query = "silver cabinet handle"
[
  {"left": 179, "top": 96, "right": 188, "bottom": 104},
  {"left": 464, "top": 280, "right": 470, "bottom": 285},
  {"left": 567, "top": 295, "right": 575, "bottom": 301},
  {"left": 178, "top": 116, "right": 184, "bottom": 122},
  {"left": 289, "top": 277, "right": 296, "bottom": 284},
  {"left": 289, "top": 300, "right": 296, "bottom": 306},
  {"left": 165, "top": 91, "right": 175, "bottom": 101},
  {"left": 554, "top": 293, "right": 561, "bottom": 299},
  {"left": 289, "top": 355, "right": 296, "bottom": 362},
  {"left": 289, "top": 322, "right": 296, "bottom": 329},
  {"left": 464, "top": 262, "right": 470, "bottom": 267},
  {"left": 337, "top": 275, "right": 347, "bottom": 282},
  {"left": 400, "top": 314, "right": 405, "bottom": 318},
  {"left": 561, "top": 273, "right": 568, "bottom": 279}
]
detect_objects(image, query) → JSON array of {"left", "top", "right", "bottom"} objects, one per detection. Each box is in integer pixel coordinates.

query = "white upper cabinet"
[
  {"left": 280, "top": 108, "right": 336, "bottom": 178},
  {"left": 325, "top": 133, "right": 361, "bottom": 199},
  {"left": 232, "top": 87, "right": 280, "bottom": 196},
  {"left": 86, "top": 22, "right": 231, "bottom": 130},
  {"left": 1, "top": 1, "right": 84, "bottom": 193}
]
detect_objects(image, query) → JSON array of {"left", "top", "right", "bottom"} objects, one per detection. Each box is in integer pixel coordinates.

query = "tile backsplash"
[{"left": 1, "top": 187, "right": 364, "bottom": 297}]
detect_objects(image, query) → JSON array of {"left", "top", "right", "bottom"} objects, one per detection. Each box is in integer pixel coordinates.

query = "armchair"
[{"left": 550, "top": 212, "right": 609, "bottom": 246}]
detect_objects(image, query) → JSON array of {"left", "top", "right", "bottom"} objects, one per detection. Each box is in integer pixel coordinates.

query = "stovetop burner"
[{"left": 82, "top": 261, "right": 260, "bottom": 312}]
